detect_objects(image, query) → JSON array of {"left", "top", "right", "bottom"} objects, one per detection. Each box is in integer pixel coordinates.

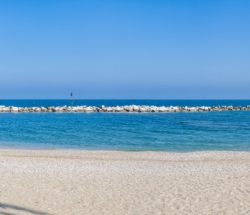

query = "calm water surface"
[
  {"left": 0, "top": 100, "right": 250, "bottom": 151},
  {"left": 1, "top": 99, "right": 250, "bottom": 107}
]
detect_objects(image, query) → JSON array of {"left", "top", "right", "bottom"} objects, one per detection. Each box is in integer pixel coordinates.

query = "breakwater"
[{"left": 0, "top": 105, "right": 250, "bottom": 113}]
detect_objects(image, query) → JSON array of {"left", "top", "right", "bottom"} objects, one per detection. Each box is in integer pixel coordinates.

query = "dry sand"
[{"left": 0, "top": 149, "right": 250, "bottom": 215}]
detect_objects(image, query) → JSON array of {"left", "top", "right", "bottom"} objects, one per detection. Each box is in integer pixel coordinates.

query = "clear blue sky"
[{"left": 0, "top": 0, "right": 249, "bottom": 99}]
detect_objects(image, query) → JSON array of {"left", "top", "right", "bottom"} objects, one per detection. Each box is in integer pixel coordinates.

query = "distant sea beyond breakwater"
[{"left": 1, "top": 105, "right": 250, "bottom": 113}]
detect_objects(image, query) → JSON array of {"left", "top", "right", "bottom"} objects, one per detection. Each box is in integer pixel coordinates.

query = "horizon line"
[{"left": 1, "top": 98, "right": 250, "bottom": 100}]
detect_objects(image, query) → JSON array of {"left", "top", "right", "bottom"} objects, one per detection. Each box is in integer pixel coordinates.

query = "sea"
[{"left": 0, "top": 99, "right": 250, "bottom": 152}]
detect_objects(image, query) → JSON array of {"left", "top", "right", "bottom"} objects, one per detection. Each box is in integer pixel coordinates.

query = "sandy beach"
[{"left": 0, "top": 150, "right": 250, "bottom": 215}]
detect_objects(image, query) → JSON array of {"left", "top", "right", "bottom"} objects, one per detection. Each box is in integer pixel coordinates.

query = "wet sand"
[{"left": 0, "top": 149, "right": 250, "bottom": 215}]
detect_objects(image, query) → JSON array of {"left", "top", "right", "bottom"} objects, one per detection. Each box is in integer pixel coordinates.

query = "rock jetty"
[{"left": 0, "top": 105, "right": 250, "bottom": 113}]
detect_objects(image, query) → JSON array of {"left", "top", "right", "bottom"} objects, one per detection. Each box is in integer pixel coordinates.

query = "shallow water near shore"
[{"left": 0, "top": 99, "right": 250, "bottom": 151}]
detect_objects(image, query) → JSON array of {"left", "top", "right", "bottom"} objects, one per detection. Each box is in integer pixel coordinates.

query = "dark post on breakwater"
[{"left": 70, "top": 92, "right": 74, "bottom": 107}]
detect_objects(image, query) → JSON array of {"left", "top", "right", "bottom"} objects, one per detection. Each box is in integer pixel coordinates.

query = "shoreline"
[
  {"left": 1, "top": 148, "right": 250, "bottom": 162},
  {"left": 1, "top": 149, "right": 250, "bottom": 214},
  {"left": 1, "top": 146, "right": 250, "bottom": 153},
  {"left": 1, "top": 149, "right": 250, "bottom": 162}
]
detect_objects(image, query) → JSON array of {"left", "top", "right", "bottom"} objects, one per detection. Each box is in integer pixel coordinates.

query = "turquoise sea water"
[
  {"left": 1, "top": 99, "right": 250, "bottom": 107},
  {"left": 0, "top": 100, "right": 250, "bottom": 151}
]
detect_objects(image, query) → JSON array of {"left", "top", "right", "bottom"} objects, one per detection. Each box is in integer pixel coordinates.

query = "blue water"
[
  {"left": 1, "top": 99, "right": 250, "bottom": 107},
  {"left": 0, "top": 100, "right": 250, "bottom": 151}
]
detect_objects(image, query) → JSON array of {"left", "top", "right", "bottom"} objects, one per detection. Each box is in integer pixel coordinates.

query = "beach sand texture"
[{"left": 0, "top": 150, "right": 250, "bottom": 215}]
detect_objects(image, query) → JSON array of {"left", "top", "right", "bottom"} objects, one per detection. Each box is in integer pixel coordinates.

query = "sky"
[{"left": 0, "top": 0, "right": 250, "bottom": 99}]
